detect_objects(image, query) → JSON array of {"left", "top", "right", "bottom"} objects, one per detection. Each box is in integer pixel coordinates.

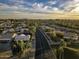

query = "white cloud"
[
  {"left": 59, "top": 0, "right": 79, "bottom": 12},
  {"left": 70, "top": 3, "right": 79, "bottom": 12},
  {"left": 0, "top": 3, "right": 22, "bottom": 15},
  {"left": 0, "top": 2, "right": 61, "bottom": 15},
  {"left": 9, "top": 0, "right": 29, "bottom": 7},
  {"left": 74, "top": 0, "right": 79, "bottom": 3},
  {"left": 31, "top": 2, "right": 61, "bottom": 13},
  {"left": 0, "top": 3, "right": 10, "bottom": 9},
  {"left": 52, "top": 7, "right": 58, "bottom": 11},
  {"left": 32, "top": 3, "right": 43, "bottom": 9},
  {"left": 1, "top": 0, "right": 79, "bottom": 19},
  {"left": 48, "top": 0, "right": 57, "bottom": 5},
  {"left": 71, "top": 7, "right": 79, "bottom": 12},
  {"left": 32, "top": 3, "right": 50, "bottom": 13},
  {"left": 0, "top": 3, "right": 18, "bottom": 10},
  {"left": 1, "top": 0, "right": 79, "bottom": 15}
]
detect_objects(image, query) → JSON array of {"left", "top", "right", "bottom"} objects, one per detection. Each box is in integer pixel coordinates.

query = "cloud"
[
  {"left": 0, "top": 0, "right": 79, "bottom": 19},
  {"left": 32, "top": 3, "right": 50, "bottom": 12},
  {"left": 31, "top": 2, "right": 60, "bottom": 13},
  {"left": 61, "top": 0, "right": 79, "bottom": 12},
  {"left": 70, "top": 3, "right": 79, "bottom": 12},
  {"left": 0, "top": 0, "right": 61, "bottom": 14},
  {"left": 47, "top": 0, "right": 79, "bottom": 12},
  {"left": 9, "top": 0, "right": 25, "bottom": 4},
  {"left": 0, "top": 3, "right": 10, "bottom": 9},
  {"left": 9, "top": 0, "right": 32, "bottom": 7},
  {"left": 74, "top": 0, "right": 79, "bottom": 2},
  {"left": 0, "top": 3, "right": 25, "bottom": 15},
  {"left": 48, "top": 0, "right": 57, "bottom": 5},
  {"left": 0, "top": 0, "right": 65, "bottom": 15}
]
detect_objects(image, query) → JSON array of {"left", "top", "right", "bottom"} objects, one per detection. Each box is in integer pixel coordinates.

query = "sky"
[{"left": 0, "top": 0, "right": 79, "bottom": 19}]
